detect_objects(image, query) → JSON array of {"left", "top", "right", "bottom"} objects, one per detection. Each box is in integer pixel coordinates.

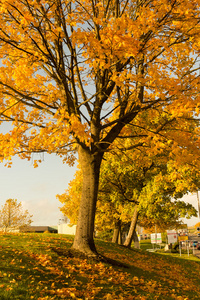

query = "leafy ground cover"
[{"left": 0, "top": 233, "right": 200, "bottom": 299}]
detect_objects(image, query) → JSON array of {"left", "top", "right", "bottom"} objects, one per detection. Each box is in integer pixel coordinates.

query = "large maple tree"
[{"left": 0, "top": 0, "right": 200, "bottom": 256}]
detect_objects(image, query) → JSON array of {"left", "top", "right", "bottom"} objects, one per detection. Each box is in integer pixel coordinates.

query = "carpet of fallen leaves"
[{"left": 0, "top": 233, "right": 200, "bottom": 300}]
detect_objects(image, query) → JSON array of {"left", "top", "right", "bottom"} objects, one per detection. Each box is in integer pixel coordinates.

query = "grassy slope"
[{"left": 0, "top": 233, "right": 200, "bottom": 300}]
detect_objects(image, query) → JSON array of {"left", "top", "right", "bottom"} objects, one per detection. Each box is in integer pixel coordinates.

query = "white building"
[{"left": 58, "top": 223, "right": 76, "bottom": 235}]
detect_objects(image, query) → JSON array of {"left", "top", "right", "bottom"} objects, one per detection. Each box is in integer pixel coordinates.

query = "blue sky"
[
  {"left": 0, "top": 154, "right": 77, "bottom": 226},
  {"left": 0, "top": 153, "right": 199, "bottom": 228}
]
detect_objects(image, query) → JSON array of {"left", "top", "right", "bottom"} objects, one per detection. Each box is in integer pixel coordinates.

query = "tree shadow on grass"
[{"left": 51, "top": 246, "right": 130, "bottom": 268}]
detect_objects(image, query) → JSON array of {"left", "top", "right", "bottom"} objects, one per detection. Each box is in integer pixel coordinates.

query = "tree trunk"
[
  {"left": 133, "top": 230, "right": 140, "bottom": 249},
  {"left": 112, "top": 219, "right": 121, "bottom": 244},
  {"left": 123, "top": 205, "right": 138, "bottom": 248},
  {"left": 118, "top": 229, "right": 122, "bottom": 245},
  {"left": 71, "top": 146, "right": 102, "bottom": 257}
]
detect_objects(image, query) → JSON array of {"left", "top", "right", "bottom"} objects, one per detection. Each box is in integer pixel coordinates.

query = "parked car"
[
  {"left": 191, "top": 240, "right": 198, "bottom": 247},
  {"left": 196, "top": 242, "right": 200, "bottom": 250}
]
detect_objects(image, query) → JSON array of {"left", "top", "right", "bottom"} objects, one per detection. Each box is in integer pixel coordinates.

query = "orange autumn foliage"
[{"left": 0, "top": 1, "right": 199, "bottom": 162}]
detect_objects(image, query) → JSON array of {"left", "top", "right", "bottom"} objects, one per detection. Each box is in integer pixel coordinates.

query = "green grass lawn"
[{"left": 0, "top": 233, "right": 200, "bottom": 299}]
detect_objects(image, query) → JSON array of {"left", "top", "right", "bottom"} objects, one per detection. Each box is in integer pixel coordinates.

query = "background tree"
[
  {"left": 98, "top": 134, "right": 199, "bottom": 246},
  {"left": 58, "top": 169, "right": 82, "bottom": 226},
  {"left": 0, "top": 199, "right": 33, "bottom": 232},
  {"left": 0, "top": 0, "right": 200, "bottom": 256}
]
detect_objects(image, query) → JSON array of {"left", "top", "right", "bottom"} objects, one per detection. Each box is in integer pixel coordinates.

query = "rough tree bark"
[
  {"left": 71, "top": 146, "right": 102, "bottom": 256},
  {"left": 133, "top": 231, "right": 140, "bottom": 249},
  {"left": 123, "top": 205, "right": 139, "bottom": 248},
  {"left": 118, "top": 230, "right": 122, "bottom": 245},
  {"left": 112, "top": 219, "right": 122, "bottom": 244}
]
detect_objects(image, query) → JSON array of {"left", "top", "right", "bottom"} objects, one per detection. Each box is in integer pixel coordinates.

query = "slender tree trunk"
[
  {"left": 133, "top": 230, "right": 140, "bottom": 249},
  {"left": 123, "top": 205, "right": 138, "bottom": 248},
  {"left": 112, "top": 219, "right": 121, "bottom": 243},
  {"left": 71, "top": 146, "right": 102, "bottom": 257},
  {"left": 118, "top": 228, "right": 122, "bottom": 245},
  {"left": 112, "top": 228, "right": 119, "bottom": 244}
]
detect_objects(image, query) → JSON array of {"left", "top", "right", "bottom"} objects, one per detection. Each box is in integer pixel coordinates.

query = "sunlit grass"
[{"left": 0, "top": 233, "right": 200, "bottom": 299}]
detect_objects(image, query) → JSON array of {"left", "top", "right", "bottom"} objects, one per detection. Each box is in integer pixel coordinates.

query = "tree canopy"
[{"left": 0, "top": 0, "right": 200, "bottom": 162}]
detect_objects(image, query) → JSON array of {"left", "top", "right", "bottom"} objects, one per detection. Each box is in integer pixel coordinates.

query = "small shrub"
[{"left": 172, "top": 242, "right": 179, "bottom": 253}]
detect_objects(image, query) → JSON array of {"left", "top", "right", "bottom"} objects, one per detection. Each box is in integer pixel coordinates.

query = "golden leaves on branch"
[{"left": 0, "top": 0, "right": 199, "bottom": 168}]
